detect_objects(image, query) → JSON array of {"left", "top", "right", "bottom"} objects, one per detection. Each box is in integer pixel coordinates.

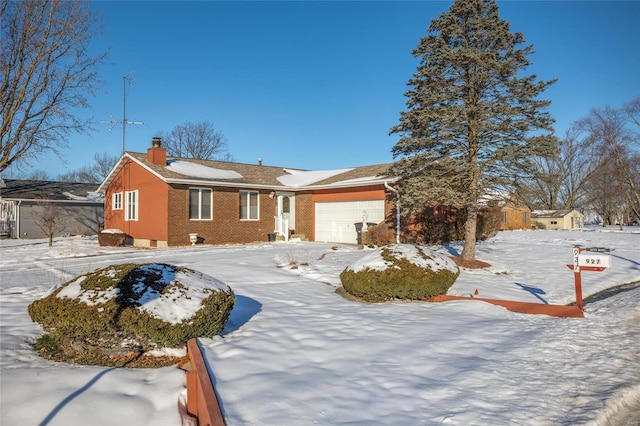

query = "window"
[
  {"left": 112, "top": 192, "right": 122, "bottom": 210},
  {"left": 240, "top": 191, "right": 259, "bottom": 220},
  {"left": 522, "top": 212, "right": 529, "bottom": 224},
  {"left": 502, "top": 211, "right": 508, "bottom": 224},
  {"left": 125, "top": 190, "right": 138, "bottom": 221},
  {"left": 189, "top": 188, "right": 212, "bottom": 220}
]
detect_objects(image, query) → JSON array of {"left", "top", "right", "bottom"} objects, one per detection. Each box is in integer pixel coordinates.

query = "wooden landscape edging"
[
  {"left": 185, "top": 338, "right": 226, "bottom": 426},
  {"left": 431, "top": 295, "right": 584, "bottom": 318}
]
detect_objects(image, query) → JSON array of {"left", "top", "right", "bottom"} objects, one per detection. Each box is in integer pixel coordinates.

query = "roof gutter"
[
  {"left": 384, "top": 181, "right": 400, "bottom": 244},
  {"left": 163, "top": 176, "right": 399, "bottom": 192},
  {"left": 0, "top": 198, "right": 103, "bottom": 204}
]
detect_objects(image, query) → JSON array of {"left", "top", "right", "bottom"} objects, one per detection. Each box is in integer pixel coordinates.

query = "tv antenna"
[{"left": 105, "top": 73, "right": 144, "bottom": 153}]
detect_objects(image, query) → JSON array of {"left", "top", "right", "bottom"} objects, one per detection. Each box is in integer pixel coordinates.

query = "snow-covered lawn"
[{"left": 1, "top": 227, "right": 639, "bottom": 425}]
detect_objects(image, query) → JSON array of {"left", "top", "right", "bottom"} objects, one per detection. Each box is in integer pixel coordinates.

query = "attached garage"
[{"left": 314, "top": 199, "right": 385, "bottom": 244}]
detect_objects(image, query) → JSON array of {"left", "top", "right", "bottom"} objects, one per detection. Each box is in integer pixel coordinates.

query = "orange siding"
[
  {"left": 311, "top": 185, "right": 386, "bottom": 202},
  {"left": 104, "top": 160, "right": 169, "bottom": 243}
]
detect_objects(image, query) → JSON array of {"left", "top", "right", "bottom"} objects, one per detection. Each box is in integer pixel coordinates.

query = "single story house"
[
  {"left": 532, "top": 209, "right": 584, "bottom": 230},
  {"left": 97, "top": 138, "right": 395, "bottom": 247},
  {"left": 0, "top": 179, "right": 104, "bottom": 239},
  {"left": 499, "top": 203, "right": 532, "bottom": 231}
]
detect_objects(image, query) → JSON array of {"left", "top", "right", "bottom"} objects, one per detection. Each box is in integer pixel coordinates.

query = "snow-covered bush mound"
[
  {"left": 339, "top": 244, "right": 459, "bottom": 302},
  {"left": 28, "top": 263, "right": 235, "bottom": 367}
]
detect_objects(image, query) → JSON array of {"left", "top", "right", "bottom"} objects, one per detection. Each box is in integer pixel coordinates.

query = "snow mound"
[{"left": 345, "top": 243, "right": 458, "bottom": 274}]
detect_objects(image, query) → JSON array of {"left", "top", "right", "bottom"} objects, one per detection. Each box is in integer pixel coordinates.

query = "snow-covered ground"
[{"left": 1, "top": 227, "right": 639, "bottom": 425}]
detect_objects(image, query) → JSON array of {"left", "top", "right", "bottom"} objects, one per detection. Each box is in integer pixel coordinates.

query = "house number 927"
[{"left": 577, "top": 254, "right": 611, "bottom": 268}]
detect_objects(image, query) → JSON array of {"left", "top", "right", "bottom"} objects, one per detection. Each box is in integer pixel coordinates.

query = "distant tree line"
[
  {"left": 517, "top": 96, "right": 640, "bottom": 227},
  {"left": 3, "top": 152, "right": 118, "bottom": 183},
  {"left": 3, "top": 0, "right": 636, "bottom": 260}
]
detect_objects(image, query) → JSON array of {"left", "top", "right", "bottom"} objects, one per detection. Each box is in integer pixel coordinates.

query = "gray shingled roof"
[
  {"left": 0, "top": 180, "right": 101, "bottom": 201},
  {"left": 312, "top": 163, "right": 392, "bottom": 186},
  {"left": 114, "top": 152, "right": 393, "bottom": 190},
  {"left": 127, "top": 153, "right": 295, "bottom": 186}
]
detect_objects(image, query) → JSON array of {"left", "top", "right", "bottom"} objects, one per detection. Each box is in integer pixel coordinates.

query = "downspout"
[
  {"left": 16, "top": 200, "right": 21, "bottom": 239},
  {"left": 384, "top": 181, "right": 400, "bottom": 244}
]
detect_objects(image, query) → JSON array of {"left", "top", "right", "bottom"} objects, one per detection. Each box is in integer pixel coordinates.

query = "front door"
[{"left": 277, "top": 193, "right": 295, "bottom": 232}]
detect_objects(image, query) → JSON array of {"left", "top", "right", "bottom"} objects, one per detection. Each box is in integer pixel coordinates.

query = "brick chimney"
[{"left": 147, "top": 137, "right": 166, "bottom": 165}]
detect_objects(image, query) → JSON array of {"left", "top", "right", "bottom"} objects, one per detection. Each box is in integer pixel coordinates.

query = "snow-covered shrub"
[
  {"left": 28, "top": 263, "right": 234, "bottom": 367},
  {"left": 339, "top": 244, "right": 459, "bottom": 302}
]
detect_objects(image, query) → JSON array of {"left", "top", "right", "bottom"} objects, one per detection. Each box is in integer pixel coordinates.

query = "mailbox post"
[{"left": 569, "top": 246, "right": 612, "bottom": 311}]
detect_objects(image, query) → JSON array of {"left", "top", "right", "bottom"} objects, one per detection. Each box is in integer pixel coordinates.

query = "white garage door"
[{"left": 315, "top": 200, "right": 385, "bottom": 244}]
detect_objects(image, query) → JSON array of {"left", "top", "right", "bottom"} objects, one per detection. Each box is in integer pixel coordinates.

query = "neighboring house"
[
  {"left": 0, "top": 179, "right": 104, "bottom": 239},
  {"left": 97, "top": 138, "right": 394, "bottom": 247},
  {"left": 532, "top": 209, "right": 584, "bottom": 230},
  {"left": 499, "top": 203, "right": 532, "bottom": 231},
  {"left": 582, "top": 209, "right": 601, "bottom": 225}
]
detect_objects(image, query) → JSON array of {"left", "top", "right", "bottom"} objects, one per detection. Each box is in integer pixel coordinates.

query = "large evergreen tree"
[{"left": 390, "top": 0, "right": 556, "bottom": 261}]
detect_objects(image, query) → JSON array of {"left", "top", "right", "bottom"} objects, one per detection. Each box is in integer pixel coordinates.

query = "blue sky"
[{"left": 22, "top": 1, "right": 640, "bottom": 177}]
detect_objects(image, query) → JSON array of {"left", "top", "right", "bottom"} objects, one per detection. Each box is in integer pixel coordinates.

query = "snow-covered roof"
[
  {"left": 276, "top": 168, "right": 354, "bottom": 187},
  {"left": 98, "top": 151, "right": 393, "bottom": 193},
  {"left": 0, "top": 180, "right": 103, "bottom": 203},
  {"left": 166, "top": 160, "right": 243, "bottom": 180},
  {"left": 532, "top": 209, "right": 582, "bottom": 218},
  {"left": 62, "top": 191, "right": 104, "bottom": 202}
]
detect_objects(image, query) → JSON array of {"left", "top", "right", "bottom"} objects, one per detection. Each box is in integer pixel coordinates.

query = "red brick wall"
[
  {"left": 167, "top": 185, "right": 277, "bottom": 245},
  {"left": 106, "top": 166, "right": 391, "bottom": 246},
  {"left": 294, "top": 192, "right": 313, "bottom": 239}
]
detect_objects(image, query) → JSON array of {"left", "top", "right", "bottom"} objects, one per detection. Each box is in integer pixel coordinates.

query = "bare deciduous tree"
[
  {"left": 57, "top": 152, "right": 118, "bottom": 183},
  {"left": 579, "top": 103, "right": 640, "bottom": 222},
  {"left": 32, "top": 199, "right": 68, "bottom": 247},
  {"left": 624, "top": 96, "right": 640, "bottom": 129},
  {"left": 163, "top": 121, "right": 232, "bottom": 161},
  {"left": 522, "top": 127, "right": 599, "bottom": 209},
  {"left": 584, "top": 158, "right": 628, "bottom": 228},
  {"left": 26, "top": 170, "right": 51, "bottom": 181},
  {"left": 92, "top": 152, "right": 118, "bottom": 180},
  {"left": 0, "top": 0, "right": 107, "bottom": 173}
]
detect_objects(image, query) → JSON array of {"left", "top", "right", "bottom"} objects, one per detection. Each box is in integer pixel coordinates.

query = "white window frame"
[
  {"left": 112, "top": 192, "right": 123, "bottom": 210},
  {"left": 125, "top": 190, "right": 138, "bottom": 221},
  {"left": 189, "top": 188, "right": 212, "bottom": 220},
  {"left": 239, "top": 190, "right": 259, "bottom": 220}
]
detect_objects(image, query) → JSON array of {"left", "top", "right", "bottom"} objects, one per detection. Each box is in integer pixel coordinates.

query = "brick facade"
[
  {"left": 499, "top": 205, "right": 532, "bottom": 231},
  {"left": 99, "top": 144, "right": 393, "bottom": 247},
  {"left": 165, "top": 186, "right": 285, "bottom": 245},
  {"left": 293, "top": 192, "right": 313, "bottom": 240}
]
